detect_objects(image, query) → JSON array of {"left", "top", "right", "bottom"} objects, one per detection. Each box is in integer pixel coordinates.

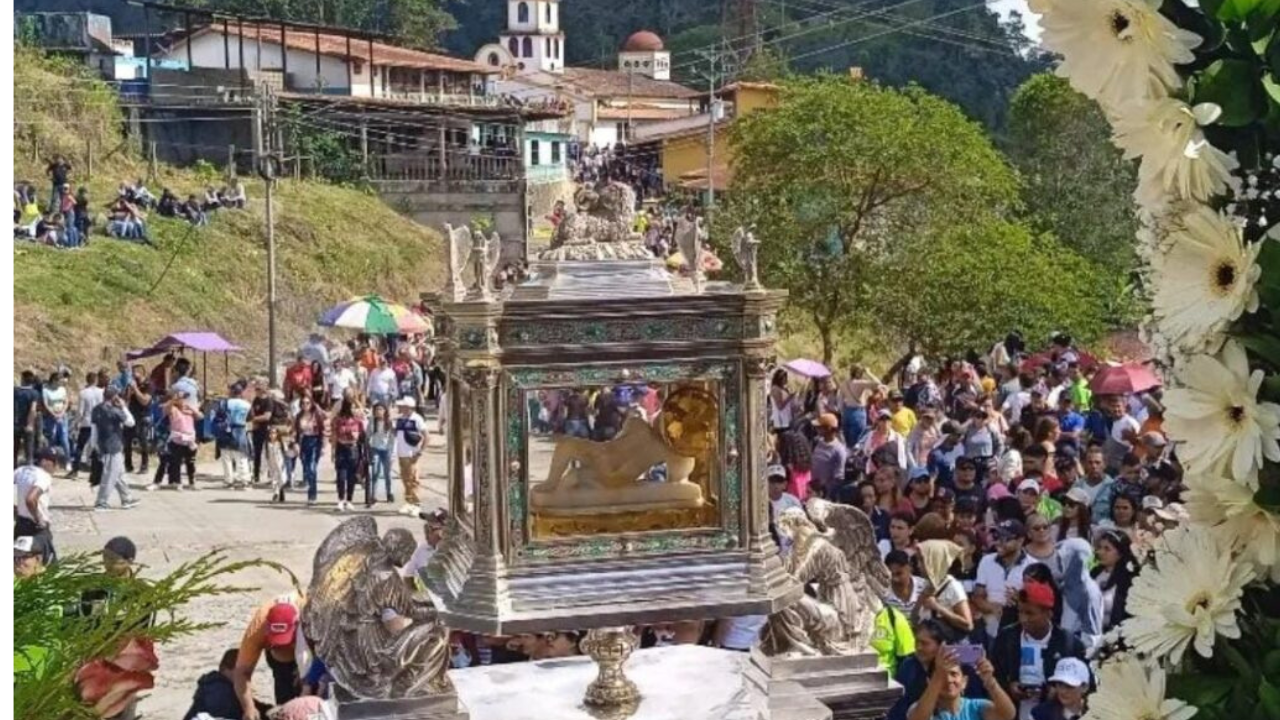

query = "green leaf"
[
  {"left": 1239, "top": 333, "right": 1280, "bottom": 367},
  {"left": 1195, "top": 59, "right": 1267, "bottom": 126},
  {"left": 1265, "top": 649, "right": 1280, "bottom": 680},
  {"left": 1260, "top": 678, "right": 1280, "bottom": 718},
  {"left": 1170, "top": 673, "right": 1236, "bottom": 708},
  {"left": 1255, "top": 481, "right": 1280, "bottom": 512},
  {"left": 1221, "top": 0, "right": 1280, "bottom": 20}
]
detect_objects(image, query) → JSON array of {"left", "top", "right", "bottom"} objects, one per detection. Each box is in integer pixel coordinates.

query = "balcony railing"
[{"left": 371, "top": 150, "right": 522, "bottom": 183}]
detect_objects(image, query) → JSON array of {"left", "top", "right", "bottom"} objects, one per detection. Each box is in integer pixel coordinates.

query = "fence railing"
[{"left": 370, "top": 151, "right": 522, "bottom": 183}]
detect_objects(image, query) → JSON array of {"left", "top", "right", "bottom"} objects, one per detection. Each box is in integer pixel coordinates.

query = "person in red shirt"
[
  {"left": 148, "top": 353, "right": 175, "bottom": 396},
  {"left": 283, "top": 354, "right": 312, "bottom": 403}
]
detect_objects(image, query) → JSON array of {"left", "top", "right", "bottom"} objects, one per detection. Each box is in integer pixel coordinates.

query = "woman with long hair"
[
  {"left": 873, "top": 465, "right": 914, "bottom": 519},
  {"left": 309, "top": 360, "right": 328, "bottom": 408},
  {"left": 856, "top": 480, "right": 891, "bottom": 541},
  {"left": 331, "top": 397, "right": 364, "bottom": 512},
  {"left": 950, "top": 528, "right": 981, "bottom": 593},
  {"left": 768, "top": 369, "right": 795, "bottom": 435},
  {"left": 1055, "top": 487, "right": 1093, "bottom": 541},
  {"left": 293, "top": 394, "right": 328, "bottom": 505},
  {"left": 776, "top": 423, "right": 813, "bottom": 501},
  {"left": 1100, "top": 492, "right": 1141, "bottom": 544},
  {"left": 367, "top": 402, "right": 395, "bottom": 505},
  {"left": 1092, "top": 529, "right": 1138, "bottom": 631}
]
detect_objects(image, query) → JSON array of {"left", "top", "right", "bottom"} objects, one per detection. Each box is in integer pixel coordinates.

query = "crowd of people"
[
  {"left": 568, "top": 142, "right": 664, "bottom": 202},
  {"left": 13, "top": 155, "right": 249, "bottom": 248},
  {"left": 765, "top": 332, "right": 1176, "bottom": 720},
  {"left": 13, "top": 329, "right": 1171, "bottom": 720}
]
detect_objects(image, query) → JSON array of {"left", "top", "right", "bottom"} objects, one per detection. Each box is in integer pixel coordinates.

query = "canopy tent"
[
  {"left": 126, "top": 332, "right": 242, "bottom": 395},
  {"left": 125, "top": 332, "right": 242, "bottom": 360}
]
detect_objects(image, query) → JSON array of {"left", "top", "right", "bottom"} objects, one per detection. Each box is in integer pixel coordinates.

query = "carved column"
[{"left": 742, "top": 354, "right": 789, "bottom": 596}]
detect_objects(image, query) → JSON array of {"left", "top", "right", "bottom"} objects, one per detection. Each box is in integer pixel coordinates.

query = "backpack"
[
  {"left": 397, "top": 416, "right": 423, "bottom": 450},
  {"left": 211, "top": 400, "right": 234, "bottom": 448}
]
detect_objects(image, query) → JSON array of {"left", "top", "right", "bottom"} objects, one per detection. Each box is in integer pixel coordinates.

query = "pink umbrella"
[
  {"left": 1089, "top": 362, "right": 1162, "bottom": 395},
  {"left": 784, "top": 358, "right": 832, "bottom": 379}
]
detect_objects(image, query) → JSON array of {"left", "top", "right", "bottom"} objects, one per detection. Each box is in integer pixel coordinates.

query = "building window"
[
  {"left": 545, "top": 37, "right": 551, "bottom": 55},
  {"left": 554, "top": 38, "right": 561, "bottom": 58},
  {"left": 551, "top": 141, "right": 561, "bottom": 164},
  {"left": 616, "top": 122, "right": 627, "bottom": 141},
  {"left": 488, "top": 52, "right": 500, "bottom": 66},
  {"left": 508, "top": 37, "right": 519, "bottom": 56},
  {"left": 522, "top": 37, "right": 533, "bottom": 57},
  {"left": 518, "top": 1, "right": 530, "bottom": 23},
  {"left": 545, "top": 2, "right": 552, "bottom": 23},
  {"left": 530, "top": 139, "right": 541, "bottom": 166}
]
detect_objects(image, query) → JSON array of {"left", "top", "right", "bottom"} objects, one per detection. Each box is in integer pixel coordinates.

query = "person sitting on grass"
[
  {"left": 180, "top": 194, "right": 208, "bottom": 226},
  {"left": 106, "top": 196, "right": 148, "bottom": 243},
  {"left": 221, "top": 180, "right": 248, "bottom": 209},
  {"left": 157, "top": 188, "right": 180, "bottom": 217}
]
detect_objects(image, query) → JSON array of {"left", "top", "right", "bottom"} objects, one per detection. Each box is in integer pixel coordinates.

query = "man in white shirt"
[
  {"left": 71, "top": 371, "right": 105, "bottom": 479},
  {"left": 15, "top": 447, "right": 62, "bottom": 564},
  {"left": 972, "top": 520, "right": 1032, "bottom": 639},
  {"left": 326, "top": 359, "right": 358, "bottom": 406},
  {"left": 394, "top": 397, "right": 428, "bottom": 516},
  {"left": 767, "top": 465, "right": 802, "bottom": 518},
  {"left": 41, "top": 372, "right": 72, "bottom": 469},
  {"left": 401, "top": 509, "right": 448, "bottom": 580}
]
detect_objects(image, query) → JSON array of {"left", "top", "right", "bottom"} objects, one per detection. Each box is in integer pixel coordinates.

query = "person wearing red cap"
[
  {"left": 989, "top": 581, "right": 1085, "bottom": 720},
  {"left": 233, "top": 592, "right": 308, "bottom": 720}
]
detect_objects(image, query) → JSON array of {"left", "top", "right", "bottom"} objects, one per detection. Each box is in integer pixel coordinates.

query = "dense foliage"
[{"left": 716, "top": 75, "right": 1113, "bottom": 361}]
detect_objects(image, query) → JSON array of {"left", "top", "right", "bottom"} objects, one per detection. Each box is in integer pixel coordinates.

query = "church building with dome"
[{"left": 474, "top": 0, "right": 702, "bottom": 148}]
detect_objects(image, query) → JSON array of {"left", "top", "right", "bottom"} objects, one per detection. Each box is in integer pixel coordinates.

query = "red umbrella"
[
  {"left": 1089, "top": 363, "right": 1162, "bottom": 395},
  {"left": 1019, "top": 349, "right": 1099, "bottom": 373}
]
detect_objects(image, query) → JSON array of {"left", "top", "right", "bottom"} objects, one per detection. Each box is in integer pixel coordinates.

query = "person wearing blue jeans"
[
  {"left": 367, "top": 403, "right": 395, "bottom": 503},
  {"left": 842, "top": 405, "right": 867, "bottom": 448},
  {"left": 294, "top": 396, "right": 327, "bottom": 503}
]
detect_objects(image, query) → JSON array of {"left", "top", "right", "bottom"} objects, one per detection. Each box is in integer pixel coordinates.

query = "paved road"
[{"left": 48, "top": 433, "right": 451, "bottom": 720}]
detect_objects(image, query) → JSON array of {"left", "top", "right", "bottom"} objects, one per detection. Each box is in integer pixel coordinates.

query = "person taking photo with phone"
[{"left": 906, "top": 646, "right": 1015, "bottom": 720}]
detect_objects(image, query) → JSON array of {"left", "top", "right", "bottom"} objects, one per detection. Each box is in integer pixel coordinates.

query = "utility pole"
[
  {"left": 693, "top": 47, "right": 735, "bottom": 224},
  {"left": 257, "top": 87, "right": 281, "bottom": 389}
]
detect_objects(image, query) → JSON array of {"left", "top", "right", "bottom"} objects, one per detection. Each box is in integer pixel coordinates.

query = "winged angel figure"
[
  {"left": 302, "top": 517, "right": 453, "bottom": 699},
  {"left": 444, "top": 223, "right": 471, "bottom": 301},
  {"left": 730, "top": 226, "right": 761, "bottom": 289},
  {"left": 760, "top": 498, "right": 892, "bottom": 657}
]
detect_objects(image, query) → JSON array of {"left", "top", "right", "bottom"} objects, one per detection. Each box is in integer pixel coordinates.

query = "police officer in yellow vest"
[{"left": 870, "top": 603, "right": 916, "bottom": 675}]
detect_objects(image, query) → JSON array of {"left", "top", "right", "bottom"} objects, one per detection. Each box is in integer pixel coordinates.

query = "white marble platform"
[{"left": 449, "top": 645, "right": 758, "bottom": 720}]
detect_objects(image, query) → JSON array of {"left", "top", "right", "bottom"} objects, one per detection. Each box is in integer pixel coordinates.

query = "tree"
[
  {"left": 871, "top": 218, "right": 1110, "bottom": 357},
  {"left": 718, "top": 75, "right": 1020, "bottom": 363},
  {"left": 1006, "top": 73, "right": 1140, "bottom": 273}
]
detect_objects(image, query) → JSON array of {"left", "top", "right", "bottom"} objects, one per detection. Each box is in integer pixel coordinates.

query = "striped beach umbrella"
[{"left": 318, "top": 295, "right": 431, "bottom": 335}]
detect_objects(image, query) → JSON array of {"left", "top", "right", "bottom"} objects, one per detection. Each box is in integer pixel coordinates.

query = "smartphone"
[{"left": 950, "top": 643, "right": 985, "bottom": 666}]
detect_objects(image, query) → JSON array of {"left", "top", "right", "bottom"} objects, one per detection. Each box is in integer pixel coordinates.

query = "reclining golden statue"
[{"left": 530, "top": 414, "right": 704, "bottom": 516}]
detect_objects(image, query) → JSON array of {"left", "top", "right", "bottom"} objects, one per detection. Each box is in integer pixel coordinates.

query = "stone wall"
[{"left": 376, "top": 179, "right": 529, "bottom": 264}]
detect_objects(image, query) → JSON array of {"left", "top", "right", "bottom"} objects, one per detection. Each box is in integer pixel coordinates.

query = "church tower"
[{"left": 498, "top": 0, "right": 565, "bottom": 74}]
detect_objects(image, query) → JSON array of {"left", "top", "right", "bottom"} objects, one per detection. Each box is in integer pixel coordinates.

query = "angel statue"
[
  {"left": 469, "top": 230, "right": 502, "bottom": 301},
  {"left": 730, "top": 226, "right": 762, "bottom": 291},
  {"left": 443, "top": 223, "right": 472, "bottom": 301},
  {"left": 760, "top": 498, "right": 890, "bottom": 657},
  {"left": 302, "top": 517, "right": 453, "bottom": 699}
]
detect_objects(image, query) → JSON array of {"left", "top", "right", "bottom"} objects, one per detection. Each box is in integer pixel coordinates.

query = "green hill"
[{"left": 14, "top": 50, "right": 444, "bottom": 379}]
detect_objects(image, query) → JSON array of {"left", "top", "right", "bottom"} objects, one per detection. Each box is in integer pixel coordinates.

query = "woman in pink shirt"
[{"left": 157, "top": 391, "right": 201, "bottom": 490}]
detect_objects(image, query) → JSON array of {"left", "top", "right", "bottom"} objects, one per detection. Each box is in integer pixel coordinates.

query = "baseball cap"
[
  {"left": 933, "top": 487, "right": 955, "bottom": 503},
  {"left": 955, "top": 456, "right": 977, "bottom": 470},
  {"left": 265, "top": 603, "right": 299, "bottom": 647},
  {"left": 1017, "top": 479, "right": 1042, "bottom": 495},
  {"left": 14, "top": 535, "right": 49, "bottom": 559},
  {"left": 1022, "top": 580, "right": 1056, "bottom": 609},
  {"left": 875, "top": 408, "right": 892, "bottom": 420},
  {"left": 103, "top": 536, "right": 138, "bottom": 563},
  {"left": 394, "top": 397, "right": 417, "bottom": 409},
  {"left": 35, "top": 446, "right": 64, "bottom": 464},
  {"left": 941, "top": 421, "right": 961, "bottom": 436},
  {"left": 766, "top": 464, "right": 788, "bottom": 482},
  {"left": 955, "top": 496, "right": 980, "bottom": 515},
  {"left": 813, "top": 413, "right": 839, "bottom": 430},
  {"left": 993, "top": 519, "right": 1025, "bottom": 540},
  {"left": 887, "top": 389, "right": 904, "bottom": 401},
  {"left": 1064, "top": 487, "right": 1091, "bottom": 506},
  {"left": 908, "top": 467, "right": 932, "bottom": 482},
  {"left": 1141, "top": 495, "right": 1164, "bottom": 511},
  {"left": 1049, "top": 657, "right": 1090, "bottom": 688}
]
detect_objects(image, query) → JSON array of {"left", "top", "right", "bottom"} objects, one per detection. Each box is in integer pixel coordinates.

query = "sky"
[{"left": 988, "top": 0, "right": 1043, "bottom": 42}]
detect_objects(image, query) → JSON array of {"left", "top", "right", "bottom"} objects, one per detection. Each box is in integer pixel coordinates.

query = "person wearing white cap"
[
  {"left": 1031, "top": 657, "right": 1089, "bottom": 720},
  {"left": 1055, "top": 487, "right": 1093, "bottom": 541},
  {"left": 766, "top": 465, "right": 801, "bottom": 521},
  {"left": 393, "top": 396, "right": 427, "bottom": 516}
]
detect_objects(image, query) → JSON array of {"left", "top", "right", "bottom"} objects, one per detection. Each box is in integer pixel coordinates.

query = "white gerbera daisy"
[
  {"left": 1148, "top": 206, "right": 1262, "bottom": 352},
  {"left": 1037, "top": 0, "right": 1201, "bottom": 110},
  {"left": 1122, "top": 524, "right": 1253, "bottom": 664},
  {"left": 1113, "top": 98, "right": 1240, "bottom": 209},
  {"left": 1083, "top": 657, "right": 1196, "bottom": 720},
  {"left": 1184, "top": 471, "right": 1280, "bottom": 581},
  {"left": 1164, "top": 340, "right": 1280, "bottom": 486}
]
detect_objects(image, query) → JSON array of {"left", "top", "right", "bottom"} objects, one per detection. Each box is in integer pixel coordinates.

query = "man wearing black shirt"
[
  {"left": 46, "top": 155, "right": 72, "bottom": 208},
  {"left": 123, "top": 365, "right": 152, "bottom": 475},
  {"left": 14, "top": 370, "right": 41, "bottom": 465},
  {"left": 249, "top": 381, "right": 274, "bottom": 485}
]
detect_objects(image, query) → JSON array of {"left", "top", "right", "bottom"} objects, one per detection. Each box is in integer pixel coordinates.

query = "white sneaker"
[{"left": 146, "top": 484, "right": 158, "bottom": 492}]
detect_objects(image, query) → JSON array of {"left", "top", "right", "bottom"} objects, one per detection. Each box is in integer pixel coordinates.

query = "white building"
[
  {"left": 478, "top": 21, "right": 700, "bottom": 148},
  {"left": 157, "top": 24, "right": 494, "bottom": 106}
]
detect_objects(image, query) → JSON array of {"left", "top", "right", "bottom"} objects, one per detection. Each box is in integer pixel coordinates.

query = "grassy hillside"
[{"left": 13, "top": 50, "right": 444, "bottom": 379}]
